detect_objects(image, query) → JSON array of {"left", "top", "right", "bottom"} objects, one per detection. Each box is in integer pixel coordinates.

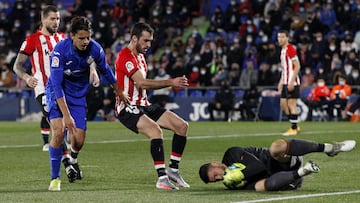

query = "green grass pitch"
[{"left": 0, "top": 121, "right": 359, "bottom": 203}]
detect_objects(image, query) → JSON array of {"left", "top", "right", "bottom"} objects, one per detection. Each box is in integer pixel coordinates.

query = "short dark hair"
[
  {"left": 199, "top": 163, "right": 211, "bottom": 184},
  {"left": 278, "top": 30, "right": 289, "bottom": 37},
  {"left": 70, "top": 16, "right": 92, "bottom": 34},
  {"left": 130, "top": 22, "right": 154, "bottom": 39},
  {"left": 41, "top": 5, "right": 59, "bottom": 19}
]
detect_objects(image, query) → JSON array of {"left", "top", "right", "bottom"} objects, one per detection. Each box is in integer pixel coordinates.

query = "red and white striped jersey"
[
  {"left": 280, "top": 44, "right": 301, "bottom": 85},
  {"left": 19, "top": 30, "right": 65, "bottom": 97},
  {"left": 115, "top": 47, "right": 150, "bottom": 109}
]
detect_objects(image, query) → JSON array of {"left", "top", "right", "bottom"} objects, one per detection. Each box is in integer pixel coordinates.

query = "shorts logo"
[
  {"left": 125, "top": 61, "right": 134, "bottom": 72},
  {"left": 51, "top": 56, "right": 59, "bottom": 67}
]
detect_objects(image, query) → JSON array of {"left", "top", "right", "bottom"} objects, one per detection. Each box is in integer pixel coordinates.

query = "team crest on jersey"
[
  {"left": 51, "top": 56, "right": 59, "bottom": 67},
  {"left": 87, "top": 56, "right": 94, "bottom": 65},
  {"left": 125, "top": 61, "right": 134, "bottom": 72}
]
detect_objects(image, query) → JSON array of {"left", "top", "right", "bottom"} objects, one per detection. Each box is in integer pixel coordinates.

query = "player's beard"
[
  {"left": 46, "top": 25, "right": 58, "bottom": 35},
  {"left": 135, "top": 43, "right": 146, "bottom": 54}
]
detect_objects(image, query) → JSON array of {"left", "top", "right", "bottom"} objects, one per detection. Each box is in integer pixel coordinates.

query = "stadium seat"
[
  {"left": 175, "top": 90, "right": 186, "bottom": 98},
  {"left": 204, "top": 90, "right": 216, "bottom": 98},
  {"left": 189, "top": 90, "right": 203, "bottom": 97}
]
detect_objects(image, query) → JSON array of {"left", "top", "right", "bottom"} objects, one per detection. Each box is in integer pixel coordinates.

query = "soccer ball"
[{"left": 222, "top": 163, "right": 246, "bottom": 189}]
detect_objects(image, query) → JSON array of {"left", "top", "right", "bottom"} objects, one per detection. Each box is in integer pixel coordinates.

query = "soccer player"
[
  {"left": 277, "top": 30, "right": 302, "bottom": 136},
  {"left": 46, "top": 16, "right": 128, "bottom": 191},
  {"left": 115, "top": 22, "right": 190, "bottom": 190},
  {"left": 199, "top": 138, "right": 356, "bottom": 191},
  {"left": 13, "top": 5, "right": 99, "bottom": 152},
  {"left": 13, "top": 5, "right": 65, "bottom": 151}
]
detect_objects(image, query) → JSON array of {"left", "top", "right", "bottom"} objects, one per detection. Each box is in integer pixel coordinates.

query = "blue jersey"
[{"left": 46, "top": 38, "right": 116, "bottom": 108}]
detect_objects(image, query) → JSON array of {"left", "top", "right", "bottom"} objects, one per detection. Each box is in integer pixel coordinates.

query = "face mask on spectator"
[
  {"left": 317, "top": 82, "right": 325, "bottom": 87},
  {"left": 352, "top": 72, "right": 359, "bottom": 79},
  {"left": 329, "top": 45, "right": 336, "bottom": 51},
  {"left": 344, "top": 65, "right": 352, "bottom": 74},
  {"left": 339, "top": 80, "right": 345, "bottom": 86}
]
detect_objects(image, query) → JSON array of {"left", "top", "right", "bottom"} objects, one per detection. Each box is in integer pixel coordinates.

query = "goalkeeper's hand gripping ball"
[{"left": 222, "top": 163, "right": 247, "bottom": 189}]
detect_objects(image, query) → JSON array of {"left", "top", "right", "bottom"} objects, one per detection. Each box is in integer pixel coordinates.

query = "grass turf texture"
[{"left": 0, "top": 121, "right": 359, "bottom": 203}]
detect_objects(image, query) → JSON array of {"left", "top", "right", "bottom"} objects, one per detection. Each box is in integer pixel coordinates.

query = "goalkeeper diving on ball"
[{"left": 199, "top": 138, "right": 356, "bottom": 191}]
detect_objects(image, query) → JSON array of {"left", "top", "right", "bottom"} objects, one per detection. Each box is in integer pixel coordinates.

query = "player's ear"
[{"left": 131, "top": 35, "right": 137, "bottom": 43}]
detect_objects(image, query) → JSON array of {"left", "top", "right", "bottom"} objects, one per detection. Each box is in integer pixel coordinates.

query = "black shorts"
[
  {"left": 281, "top": 85, "right": 300, "bottom": 99},
  {"left": 36, "top": 93, "right": 48, "bottom": 117},
  {"left": 117, "top": 104, "right": 166, "bottom": 133}
]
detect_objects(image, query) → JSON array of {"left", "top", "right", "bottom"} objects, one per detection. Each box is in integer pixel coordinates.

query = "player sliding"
[{"left": 199, "top": 138, "right": 356, "bottom": 191}]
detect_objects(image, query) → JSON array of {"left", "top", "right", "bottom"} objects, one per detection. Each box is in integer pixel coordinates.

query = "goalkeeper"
[{"left": 199, "top": 138, "right": 356, "bottom": 191}]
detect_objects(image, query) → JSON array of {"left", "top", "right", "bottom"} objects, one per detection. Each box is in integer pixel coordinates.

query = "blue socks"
[{"left": 49, "top": 145, "right": 63, "bottom": 180}]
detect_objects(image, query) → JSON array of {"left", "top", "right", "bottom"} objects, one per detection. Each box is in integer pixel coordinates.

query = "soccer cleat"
[
  {"left": 296, "top": 126, "right": 301, "bottom": 133},
  {"left": 48, "top": 178, "right": 61, "bottom": 191},
  {"left": 166, "top": 169, "right": 190, "bottom": 188},
  {"left": 156, "top": 176, "right": 179, "bottom": 190},
  {"left": 282, "top": 128, "right": 298, "bottom": 136},
  {"left": 65, "top": 165, "right": 78, "bottom": 183},
  {"left": 42, "top": 143, "right": 49, "bottom": 151},
  {"left": 72, "top": 162, "right": 83, "bottom": 180},
  {"left": 301, "top": 160, "right": 320, "bottom": 176},
  {"left": 326, "top": 140, "right": 357, "bottom": 157}
]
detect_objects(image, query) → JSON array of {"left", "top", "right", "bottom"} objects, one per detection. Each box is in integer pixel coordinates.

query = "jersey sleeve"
[
  {"left": 116, "top": 50, "right": 138, "bottom": 78},
  {"left": 287, "top": 45, "right": 298, "bottom": 60},
  {"left": 92, "top": 41, "right": 116, "bottom": 84},
  {"left": 19, "top": 35, "right": 36, "bottom": 56}
]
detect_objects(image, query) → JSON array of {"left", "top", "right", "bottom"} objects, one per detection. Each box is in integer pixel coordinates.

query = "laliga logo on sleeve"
[{"left": 126, "top": 61, "right": 134, "bottom": 72}]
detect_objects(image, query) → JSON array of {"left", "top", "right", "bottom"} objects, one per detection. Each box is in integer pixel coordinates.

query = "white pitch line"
[
  {"left": 231, "top": 190, "right": 360, "bottom": 203},
  {"left": 0, "top": 129, "right": 359, "bottom": 149}
]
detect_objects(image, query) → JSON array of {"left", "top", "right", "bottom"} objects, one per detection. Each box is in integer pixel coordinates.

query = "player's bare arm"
[
  {"left": 13, "top": 53, "right": 38, "bottom": 88},
  {"left": 288, "top": 59, "right": 301, "bottom": 91},
  {"left": 131, "top": 70, "right": 188, "bottom": 90},
  {"left": 89, "top": 62, "right": 100, "bottom": 87},
  {"left": 111, "top": 82, "right": 129, "bottom": 105}
]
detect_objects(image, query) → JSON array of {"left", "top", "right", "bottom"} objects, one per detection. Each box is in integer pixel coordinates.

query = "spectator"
[
  {"left": 239, "top": 60, "right": 258, "bottom": 91},
  {"left": 304, "top": 77, "right": 331, "bottom": 121},
  {"left": 347, "top": 68, "right": 360, "bottom": 87},
  {"left": 228, "top": 62, "right": 240, "bottom": 86},
  {"left": 257, "top": 61, "right": 274, "bottom": 86},
  {"left": 301, "top": 66, "right": 315, "bottom": 90},
  {"left": 208, "top": 81, "right": 234, "bottom": 121},
  {"left": 150, "top": 67, "right": 171, "bottom": 107},
  {"left": 329, "top": 75, "right": 352, "bottom": 120},
  {"left": 0, "top": 54, "right": 15, "bottom": 88}
]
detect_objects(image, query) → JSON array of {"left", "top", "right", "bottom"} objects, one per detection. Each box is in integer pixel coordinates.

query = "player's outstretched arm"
[{"left": 132, "top": 71, "right": 188, "bottom": 90}]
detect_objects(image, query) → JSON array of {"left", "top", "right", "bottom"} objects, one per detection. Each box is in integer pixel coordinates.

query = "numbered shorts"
[
  {"left": 117, "top": 104, "right": 166, "bottom": 133},
  {"left": 36, "top": 93, "right": 49, "bottom": 117}
]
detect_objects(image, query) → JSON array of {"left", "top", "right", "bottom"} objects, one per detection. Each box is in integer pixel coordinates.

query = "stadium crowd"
[{"left": 0, "top": 0, "right": 359, "bottom": 120}]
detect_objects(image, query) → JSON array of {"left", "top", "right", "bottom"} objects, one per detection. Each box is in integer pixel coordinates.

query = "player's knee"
[
  {"left": 176, "top": 120, "right": 188, "bottom": 136},
  {"left": 269, "top": 139, "right": 288, "bottom": 161},
  {"left": 254, "top": 179, "right": 266, "bottom": 192}
]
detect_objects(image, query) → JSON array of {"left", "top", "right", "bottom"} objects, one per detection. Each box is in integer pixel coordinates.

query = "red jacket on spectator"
[{"left": 307, "top": 85, "right": 330, "bottom": 101}]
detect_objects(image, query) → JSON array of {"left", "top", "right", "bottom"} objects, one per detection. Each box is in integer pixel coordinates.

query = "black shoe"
[
  {"left": 72, "top": 162, "right": 83, "bottom": 180},
  {"left": 65, "top": 165, "right": 78, "bottom": 183}
]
